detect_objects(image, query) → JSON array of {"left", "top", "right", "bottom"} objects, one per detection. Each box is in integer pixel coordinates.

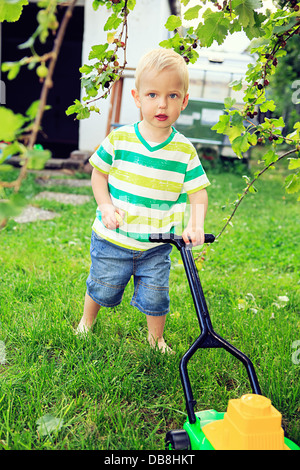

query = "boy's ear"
[
  {"left": 181, "top": 93, "right": 189, "bottom": 111},
  {"left": 131, "top": 89, "right": 141, "bottom": 108}
]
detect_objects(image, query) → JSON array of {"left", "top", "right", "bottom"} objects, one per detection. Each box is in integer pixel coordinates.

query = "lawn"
[{"left": 0, "top": 162, "right": 299, "bottom": 450}]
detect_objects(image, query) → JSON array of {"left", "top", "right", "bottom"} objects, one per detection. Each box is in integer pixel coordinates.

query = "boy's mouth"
[{"left": 155, "top": 114, "right": 168, "bottom": 121}]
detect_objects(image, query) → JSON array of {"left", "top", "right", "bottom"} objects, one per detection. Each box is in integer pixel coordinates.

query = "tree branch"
[{"left": 13, "top": 0, "right": 78, "bottom": 193}]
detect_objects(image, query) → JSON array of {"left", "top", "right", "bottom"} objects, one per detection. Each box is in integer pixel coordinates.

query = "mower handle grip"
[{"left": 149, "top": 233, "right": 215, "bottom": 246}]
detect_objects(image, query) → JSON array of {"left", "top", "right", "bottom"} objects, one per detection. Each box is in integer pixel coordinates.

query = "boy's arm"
[
  {"left": 182, "top": 188, "right": 208, "bottom": 246},
  {"left": 91, "top": 168, "right": 124, "bottom": 229}
]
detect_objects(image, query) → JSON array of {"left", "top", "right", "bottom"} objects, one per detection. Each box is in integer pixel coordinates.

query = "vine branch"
[
  {"left": 215, "top": 148, "right": 297, "bottom": 241},
  {"left": 85, "top": 0, "right": 129, "bottom": 108},
  {"left": 194, "top": 147, "right": 298, "bottom": 262}
]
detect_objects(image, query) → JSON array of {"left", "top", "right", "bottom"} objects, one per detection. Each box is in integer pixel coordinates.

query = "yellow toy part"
[
  {"left": 202, "top": 394, "right": 289, "bottom": 450},
  {"left": 115, "top": 212, "right": 124, "bottom": 226}
]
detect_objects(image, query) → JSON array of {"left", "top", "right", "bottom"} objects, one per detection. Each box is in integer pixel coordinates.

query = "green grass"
[{"left": 0, "top": 166, "right": 299, "bottom": 450}]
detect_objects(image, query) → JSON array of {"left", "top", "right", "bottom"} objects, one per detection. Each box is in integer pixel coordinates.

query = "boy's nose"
[{"left": 158, "top": 97, "right": 167, "bottom": 108}]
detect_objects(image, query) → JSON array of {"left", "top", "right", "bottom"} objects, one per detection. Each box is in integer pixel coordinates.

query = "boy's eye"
[
  {"left": 148, "top": 93, "right": 156, "bottom": 98},
  {"left": 170, "top": 93, "right": 178, "bottom": 99}
]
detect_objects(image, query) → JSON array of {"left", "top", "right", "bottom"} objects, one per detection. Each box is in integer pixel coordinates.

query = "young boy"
[{"left": 76, "top": 48, "right": 210, "bottom": 353}]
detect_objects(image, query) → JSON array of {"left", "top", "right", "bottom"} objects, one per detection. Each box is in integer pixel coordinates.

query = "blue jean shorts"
[{"left": 86, "top": 231, "right": 173, "bottom": 316}]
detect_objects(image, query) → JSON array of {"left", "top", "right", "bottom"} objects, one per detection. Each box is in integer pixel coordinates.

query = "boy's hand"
[
  {"left": 101, "top": 205, "right": 125, "bottom": 230},
  {"left": 183, "top": 189, "right": 208, "bottom": 246},
  {"left": 182, "top": 226, "right": 205, "bottom": 246}
]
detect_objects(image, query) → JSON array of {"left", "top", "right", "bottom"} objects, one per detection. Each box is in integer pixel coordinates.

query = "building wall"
[{"left": 79, "top": 0, "right": 172, "bottom": 151}]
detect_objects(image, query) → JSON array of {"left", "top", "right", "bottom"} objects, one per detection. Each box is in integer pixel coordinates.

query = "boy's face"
[{"left": 132, "top": 66, "right": 189, "bottom": 135}]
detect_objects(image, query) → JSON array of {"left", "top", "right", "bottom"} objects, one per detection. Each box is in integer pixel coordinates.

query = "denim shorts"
[{"left": 86, "top": 231, "right": 173, "bottom": 316}]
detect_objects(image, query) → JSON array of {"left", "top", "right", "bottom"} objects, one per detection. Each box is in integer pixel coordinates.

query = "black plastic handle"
[{"left": 149, "top": 233, "right": 215, "bottom": 246}]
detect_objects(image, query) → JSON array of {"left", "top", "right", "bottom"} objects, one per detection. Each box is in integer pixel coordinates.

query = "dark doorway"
[{"left": 1, "top": 3, "right": 84, "bottom": 158}]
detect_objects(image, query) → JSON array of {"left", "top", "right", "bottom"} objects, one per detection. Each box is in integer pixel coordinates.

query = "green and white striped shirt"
[{"left": 89, "top": 123, "right": 210, "bottom": 250}]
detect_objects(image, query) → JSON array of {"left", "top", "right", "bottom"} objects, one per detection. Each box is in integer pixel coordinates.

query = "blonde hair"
[{"left": 135, "top": 48, "right": 189, "bottom": 94}]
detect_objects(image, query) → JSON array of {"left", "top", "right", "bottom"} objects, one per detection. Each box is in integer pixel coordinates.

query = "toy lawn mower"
[{"left": 149, "top": 233, "right": 299, "bottom": 451}]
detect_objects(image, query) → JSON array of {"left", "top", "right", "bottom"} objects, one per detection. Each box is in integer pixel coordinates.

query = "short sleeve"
[
  {"left": 89, "top": 133, "right": 114, "bottom": 174},
  {"left": 183, "top": 147, "right": 210, "bottom": 194}
]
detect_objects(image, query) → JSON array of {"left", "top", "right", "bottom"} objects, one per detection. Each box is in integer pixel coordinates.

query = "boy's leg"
[
  {"left": 146, "top": 314, "right": 174, "bottom": 354},
  {"left": 132, "top": 243, "right": 173, "bottom": 353},
  {"left": 76, "top": 292, "right": 100, "bottom": 333}
]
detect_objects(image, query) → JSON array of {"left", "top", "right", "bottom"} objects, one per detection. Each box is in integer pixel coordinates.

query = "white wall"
[{"left": 79, "top": 0, "right": 172, "bottom": 151}]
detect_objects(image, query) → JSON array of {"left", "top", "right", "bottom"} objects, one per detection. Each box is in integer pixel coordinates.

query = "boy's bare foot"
[
  {"left": 148, "top": 336, "right": 175, "bottom": 354},
  {"left": 75, "top": 321, "right": 92, "bottom": 335}
]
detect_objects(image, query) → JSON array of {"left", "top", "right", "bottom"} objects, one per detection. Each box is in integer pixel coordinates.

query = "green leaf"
[
  {"left": 273, "top": 16, "right": 297, "bottom": 35},
  {"left": 127, "top": 0, "right": 136, "bottom": 10},
  {"left": 0, "top": 148, "right": 8, "bottom": 165},
  {"left": 159, "top": 32, "right": 182, "bottom": 51},
  {"left": 231, "top": 111, "right": 244, "bottom": 129},
  {"left": 18, "top": 35, "right": 34, "bottom": 50},
  {"left": 244, "top": 11, "right": 266, "bottom": 39},
  {"left": 104, "top": 13, "right": 122, "bottom": 32},
  {"left": 66, "top": 100, "right": 80, "bottom": 116},
  {"left": 224, "top": 97, "right": 236, "bottom": 109},
  {"left": 232, "top": 0, "right": 262, "bottom": 28},
  {"left": 1, "top": 141, "right": 26, "bottom": 162},
  {"left": 81, "top": 76, "right": 98, "bottom": 97},
  {"left": 285, "top": 174, "right": 300, "bottom": 194},
  {"left": 165, "top": 15, "right": 182, "bottom": 31},
  {"left": 229, "top": 78, "right": 243, "bottom": 91},
  {"left": 227, "top": 128, "right": 243, "bottom": 143},
  {"left": 92, "top": 0, "right": 105, "bottom": 11},
  {"left": 248, "top": 184, "right": 258, "bottom": 194},
  {"left": 247, "top": 132, "right": 257, "bottom": 146},
  {"left": 211, "top": 114, "right": 230, "bottom": 134},
  {"left": 66, "top": 100, "right": 90, "bottom": 120},
  {"left": 228, "top": 112, "right": 245, "bottom": 142},
  {"left": 232, "top": 133, "right": 251, "bottom": 157},
  {"left": 229, "top": 18, "right": 242, "bottom": 35},
  {"left": 263, "top": 148, "right": 277, "bottom": 166},
  {"left": 0, "top": 0, "right": 28, "bottom": 22},
  {"left": 271, "top": 117, "right": 285, "bottom": 128},
  {"left": 26, "top": 100, "right": 50, "bottom": 120},
  {"left": 36, "top": 414, "right": 64, "bottom": 437},
  {"left": 288, "top": 158, "right": 300, "bottom": 170},
  {"left": 185, "top": 48, "right": 199, "bottom": 64},
  {"left": 26, "top": 148, "right": 51, "bottom": 170},
  {"left": 260, "top": 100, "right": 276, "bottom": 113},
  {"left": 79, "top": 64, "right": 94, "bottom": 75},
  {"left": 0, "top": 107, "right": 25, "bottom": 141},
  {"left": 159, "top": 39, "right": 172, "bottom": 49},
  {"left": 196, "top": 11, "right": 230, "bottom": 47},
  {"left": 1, "top": 61, "right": 21, "bottom": 80},
  {"left": 184, "top": 5, "right": 201, "bottom": 21},
  {"left": 88, "top": 44, "right": 108, "bottom": 61},
  {"left": 286, "top": 122, "right": 300, "bottom": 143}
]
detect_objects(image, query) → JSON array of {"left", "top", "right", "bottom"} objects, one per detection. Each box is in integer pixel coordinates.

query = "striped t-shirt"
[{"left": 89, "top": 122, "right": 210, "bottom": 250}]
